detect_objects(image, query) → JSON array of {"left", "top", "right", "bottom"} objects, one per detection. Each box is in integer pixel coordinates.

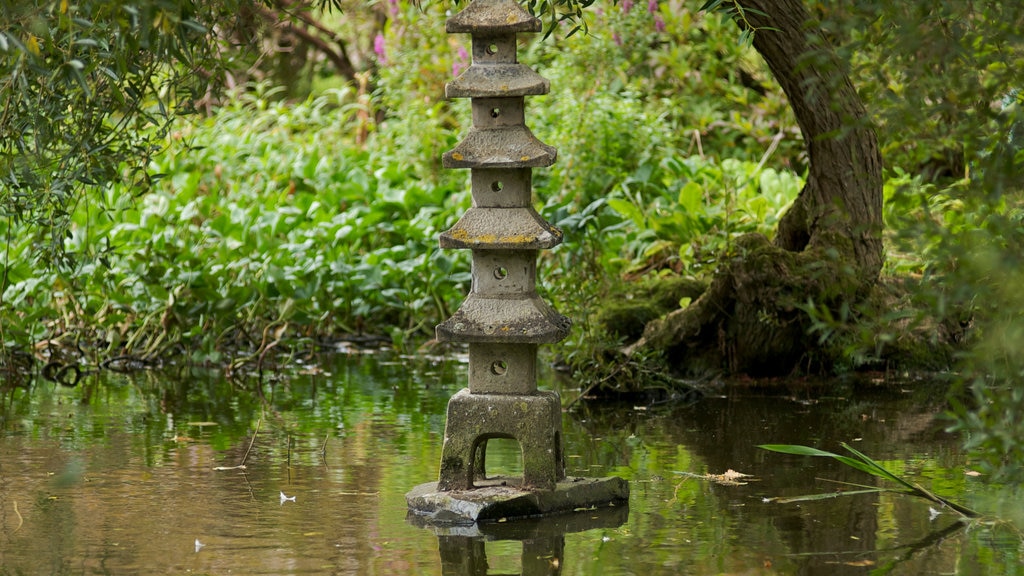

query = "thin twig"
[
  {"left": 13, "top": 501, "right": 23, "bottom": 533},
  {"left": 239, "top": 415, "right": 262, "bottom": 467},
  {"left": 754, "top": 130, "right": 786, "bottom": 174},
  {"left": 213, "top": 415, "right": 262, "bottom": 471},
  {"left": 565, "top": 365, "right": 624, "bottom": 409}
]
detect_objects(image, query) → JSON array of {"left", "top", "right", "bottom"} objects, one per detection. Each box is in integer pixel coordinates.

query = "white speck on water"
[
  {"left": 194, "top": 539, "right": 205, "bottom": 553},
  {"left": 280, "top": 491, "right": 297, "bottom": 505}
]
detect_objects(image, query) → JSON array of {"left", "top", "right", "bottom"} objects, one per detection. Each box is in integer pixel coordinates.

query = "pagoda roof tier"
[
  {"left": 436, "top": 294, "right": 571, "bottom": 344},
  {"left": 440, "top": 207, "right": 562, "bottom": 250},
  {"left": 446, "top": 64, "right": 549, "bottom": 98},
  {"left": 446, "top": 0, "right": 541, "bottom": 34},
  {"left": 443, "top": 125, "right": 556, "bottom": 169}
]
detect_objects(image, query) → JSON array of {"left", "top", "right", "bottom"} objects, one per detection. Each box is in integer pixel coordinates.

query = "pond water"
[{"left": 1, "top": 353, "right": 1021, "bottom": 575}]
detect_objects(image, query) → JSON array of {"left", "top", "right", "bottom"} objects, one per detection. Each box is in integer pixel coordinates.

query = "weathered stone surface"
[
  {"left": 470, "top": 168, "right": 532, "bottom": 208},
  {"left": 443, "top": 125, "right": 556, "bottom": 169},
  {"left": 468, "top": 343, "right": 537, "bottom": 394},
  {"left": 470, "top": 251, "right": 537, "bottom": 296},
  {"left": 470, "top": 97, "right": 525, "bottom": 129},
  {"left": 446, "top": 0, "right": 541, "bottom": 34},
  {"left": 446, "top": 64, "right": 549, "bottom": 99},
  {"left": 408, "top": 500, "right": 629, "bottom": 537},
  {"left": 437, "top": 388, "right": 564, "bottom": 491},
  {"left": 406, "top": 476, "right": 630, "bottom": 525},
  {"left": 439, "top": 207, "right": 562, "bottom": 250},
  {"left": 436, "top": 294, "right": 570, "bottom": 344}
]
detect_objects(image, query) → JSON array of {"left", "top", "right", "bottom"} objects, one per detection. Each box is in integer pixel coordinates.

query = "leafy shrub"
[{"left": 2, "top": 86, "right": 471, "bottom": 365}]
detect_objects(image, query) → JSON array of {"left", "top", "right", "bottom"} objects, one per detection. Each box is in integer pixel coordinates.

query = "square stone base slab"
[{"left": 406, "top": 476, "right": 629, "bottom": 526}]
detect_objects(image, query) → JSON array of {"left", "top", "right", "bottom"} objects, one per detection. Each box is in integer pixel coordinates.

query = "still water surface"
[{"left": 1, "top": 353, "right": 1021, "bottom": 575}]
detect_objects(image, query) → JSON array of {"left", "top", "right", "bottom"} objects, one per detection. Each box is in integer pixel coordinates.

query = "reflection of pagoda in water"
[{"left": 411, "top": 504, "right": 629, "bottom": 576}]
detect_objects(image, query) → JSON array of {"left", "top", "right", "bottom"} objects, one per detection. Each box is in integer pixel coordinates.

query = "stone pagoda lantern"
[{"left": 406, "top": 0, "right": 628, "bottom": 525}]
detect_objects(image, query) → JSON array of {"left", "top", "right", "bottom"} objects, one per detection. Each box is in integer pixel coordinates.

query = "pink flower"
[
  {"left": 613, "top": 32, "right": 622, "bottom": 46},
  {"left": 648, "top": 0, "right": 658, "bottom": 12},
  {"left": 621, "top": 0, "right": 633, "bottom": 14},
  {"left": 373, "top": 33, "right": 387, "bottom": 64},
  {"left": 452, "top": 45, "right": 469, "bottom": 77},
  {"left": 388, "top": 0, "right": 399, "bottom": 17},
  {"left": 654, "top": 13, "right": 666, "bottom": 32}
]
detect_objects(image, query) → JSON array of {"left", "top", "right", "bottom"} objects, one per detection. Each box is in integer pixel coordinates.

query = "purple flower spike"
[
  {"left": 648, "top": 0, "right": 658, "bottom": 13},
  {"left": 373, "top": 33, "right": 387, "bottom": 64}
]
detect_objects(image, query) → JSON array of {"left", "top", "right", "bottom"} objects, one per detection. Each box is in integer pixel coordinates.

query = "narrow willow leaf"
[{"left": 699, "top": 0, "right": 724, "bottom": 12}]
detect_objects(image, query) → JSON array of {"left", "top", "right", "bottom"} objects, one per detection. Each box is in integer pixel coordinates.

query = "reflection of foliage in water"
[{"left": 1, "top": 358, "right": 1022, "bottom": 573}]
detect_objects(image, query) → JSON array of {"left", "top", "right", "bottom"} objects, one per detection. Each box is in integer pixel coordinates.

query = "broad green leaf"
[
  {"left": 606, "top": 198, "right": 644, "bottom": 227},
  {"left": 678, "top": 181, "right": 703, "bottom": 214}
]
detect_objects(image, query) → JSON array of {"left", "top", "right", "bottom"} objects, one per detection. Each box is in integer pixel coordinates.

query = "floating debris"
[
  {"left": 280, "top": 491, "right": 296, "bottom": 505},
  {"left": 674, "top": 469, "right": 755, "bottom": 486}
]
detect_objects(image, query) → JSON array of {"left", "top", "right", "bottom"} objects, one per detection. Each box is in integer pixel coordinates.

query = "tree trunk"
[{"left": 631, "top": 0, "right": 883, "bottom": 376}]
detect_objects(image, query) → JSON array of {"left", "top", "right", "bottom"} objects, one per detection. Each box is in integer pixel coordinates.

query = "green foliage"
[
  {"left": 0, "top": 0, "right": 241, "bottom": 261},
  {"left": 511, "top": 3, "right": 802, "bottom": 390},
  {"left": 879, "top": 86, "right": 1024, "bottom": 479},
  {"left": 1, "top": 86, "right": 470, "bottom": 365},
  {"left": 3, "top": 0, "right": 1022, "bottom": 491}
]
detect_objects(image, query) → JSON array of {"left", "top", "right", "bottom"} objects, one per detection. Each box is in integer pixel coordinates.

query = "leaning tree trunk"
[{"left": 632, "top": 0, "right": 883, "bottom": 376}]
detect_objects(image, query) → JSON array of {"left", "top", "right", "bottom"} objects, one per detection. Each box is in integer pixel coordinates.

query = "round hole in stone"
[
  {"left": 490, "top": 107, "right": 500, "bottom": 118},
  {"left": 491, "top": 180, "right": 503, "bottom": 192},
  {"left": 486, "top": 43, "right": 499, "bottom": 55},
  {"left": 493, "top": 266, "right": 508, "bottom": 280},
  {"left": 490, "top": 360, "right": 508, "bottom": 376}
]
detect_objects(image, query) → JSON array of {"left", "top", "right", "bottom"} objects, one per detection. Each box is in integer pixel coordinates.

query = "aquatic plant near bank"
[
  {"left": 760, "top": 443, "right": 979, "bottom": 518},
  {"left": 0, "top": 87, "right": 472, "bottom": 369}
]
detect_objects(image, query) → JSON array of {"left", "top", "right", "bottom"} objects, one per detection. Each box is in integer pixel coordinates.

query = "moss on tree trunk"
[{"left": 632, "top": 0, "right": 883, "bottom": 377}]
